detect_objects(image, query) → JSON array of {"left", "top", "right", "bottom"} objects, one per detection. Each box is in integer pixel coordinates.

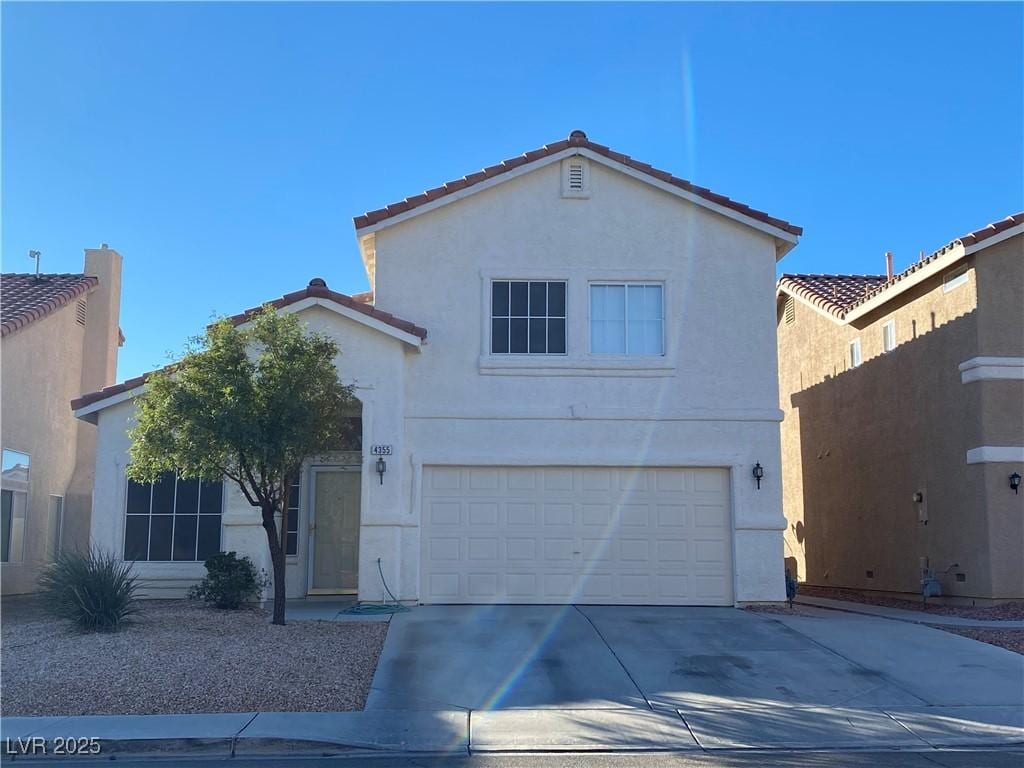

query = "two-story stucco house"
[
  {"left": 1, "top": 246, "right": 123, "bottom": 594},
  {"left": 71, "top": 131, "right": 801, "bottom": 606},
  {"left": 777, "top": 213, "right": 1023, "bottom": 602}
]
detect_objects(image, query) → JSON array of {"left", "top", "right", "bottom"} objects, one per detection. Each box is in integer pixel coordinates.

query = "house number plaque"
[{"left": 370, "top": 445, "right": 392, "bottom": 456}]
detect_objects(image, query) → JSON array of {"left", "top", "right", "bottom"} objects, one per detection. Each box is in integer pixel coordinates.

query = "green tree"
[{"left": 127, "top": 307, "right": 357, "bottom": 624}]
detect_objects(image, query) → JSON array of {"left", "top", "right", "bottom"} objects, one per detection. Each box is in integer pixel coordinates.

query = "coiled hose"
[{"left": 341, "top": 557, "right": 410, "bottom": 614}]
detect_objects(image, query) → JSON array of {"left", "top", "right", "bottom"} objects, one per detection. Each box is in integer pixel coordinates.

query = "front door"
[{"left": 308, "top": 468, "right": 361, "bottom": 594}]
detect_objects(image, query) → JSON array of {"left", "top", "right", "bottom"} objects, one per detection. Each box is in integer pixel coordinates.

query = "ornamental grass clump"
[
  {"left": 38, "top": 549, "right": 140, "bottom": 632},
  {"left": 189, "top": 551, "right": 269, "bottom": 609}
]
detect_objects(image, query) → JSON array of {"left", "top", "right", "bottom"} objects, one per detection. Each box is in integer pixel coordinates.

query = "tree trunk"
[{"left": 261, "top": 501, "right": 287, "bottom": 625}]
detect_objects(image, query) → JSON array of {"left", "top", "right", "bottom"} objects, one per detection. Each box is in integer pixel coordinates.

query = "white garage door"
[{"left": 420, "top": 466, "right": 733, "bottom": 605}]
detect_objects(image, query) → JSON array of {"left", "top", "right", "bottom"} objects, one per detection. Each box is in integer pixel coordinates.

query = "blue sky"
[{"left": 3, "top": 2, "right": 1021, "bottom": 381}]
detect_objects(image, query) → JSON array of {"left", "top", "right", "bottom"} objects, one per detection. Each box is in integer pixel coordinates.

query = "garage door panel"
[
  {"left": 543, "top": 503, "right": 573, "bottom": 525},
  {"left": 656, "top": 504, "right": 688, "bottom": 527},
  {"left": 507, "top": 503, "right": 537, "bottom": 525},
  {"left": 420, "top": 466, "right": 733, "bottom": 606},
  {"left": 428, "top": 501, "right": 461, "bottom": 525},
  {"left": 468, "top": 502, "right": 498, "bottom": 525}
]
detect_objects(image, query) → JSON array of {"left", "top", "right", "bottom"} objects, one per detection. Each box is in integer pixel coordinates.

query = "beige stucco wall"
[
  {"left": 1, "top": 248, "right": 122, "bottom": 595},
  {"left": 2, "top": 306, "right": 89, "bottom": 593},
  {"left": 85, "top": 157, "right": 793, "bottom": 604},
  {"left": 778, "top": 232, "right": 1023, "bottom": 600}
]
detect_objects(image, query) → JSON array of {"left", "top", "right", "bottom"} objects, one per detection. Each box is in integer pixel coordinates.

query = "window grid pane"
[
  {"left": 491, "top": 280, "right": 566, "bottom": 355},
  {"left": 286, "top": 476, "right": 301, "bottom": 556},
  {"left": 124, "top": 472, "right": 222, "bottom": 562}
]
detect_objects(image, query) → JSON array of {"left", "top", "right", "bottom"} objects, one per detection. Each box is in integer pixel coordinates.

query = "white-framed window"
[
  {"left": 590, "top": 282, "right": 665, "bottom": 355},
  {"left": 1, "top": 449, "right": 30, "bottom": 563},
  {"left": 490, "top": 280, "right": 567, "bottom": 354},
  {"left": 849, "top": 338, "right": 862, "bottom": 368},
  {"left": 943, "top": 265, "right": 969, "bottom": 292},
  {"left": 124, "top": 471, "right": 223, "bottom": 562},
  {"left": 882, "top": 320, "right": 896, "bottom": 353},
  {"left": 47, "top": 495, "right": 64, "bottom": 560}
]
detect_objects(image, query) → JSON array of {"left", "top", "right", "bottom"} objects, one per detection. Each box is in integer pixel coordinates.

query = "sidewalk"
[
  {"left": 795, "top": 595, "right": 1024, "bottom": 628},
  {"left": 2, "top": 704, "right": 1021, "bottom": 757}
]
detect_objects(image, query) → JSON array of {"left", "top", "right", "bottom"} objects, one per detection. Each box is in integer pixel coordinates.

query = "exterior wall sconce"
[
  {"left": 752, "top": 462, "right": 764, "bottom": 490},
  {"left": 1011, "top": 472, "right": 1021, "bottom": 495},
  {"left": 375, "top": 457, "right": 387, "bottom": 485}
]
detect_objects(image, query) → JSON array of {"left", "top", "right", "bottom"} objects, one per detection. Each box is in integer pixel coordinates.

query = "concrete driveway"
[{"left": 366, "top": 604, "right": 1023, "bottom": 750}]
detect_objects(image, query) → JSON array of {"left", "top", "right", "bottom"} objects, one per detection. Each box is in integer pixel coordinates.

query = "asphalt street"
[{"left": 20, "top": 750, "right": 1024, "bottom": 768}]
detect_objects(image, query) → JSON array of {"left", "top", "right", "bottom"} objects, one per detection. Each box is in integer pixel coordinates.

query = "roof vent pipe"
[{"left": 885, "top": 251, "right": 894, "bottom": 281}]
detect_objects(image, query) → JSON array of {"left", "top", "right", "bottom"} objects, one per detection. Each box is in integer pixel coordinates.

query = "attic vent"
[
  {"left": 568, "top": 161, "right": 584, "bottom": 190},
  {"left": 76, "top": 300, "right": 87, "bottom": 327},
  {"left": 784, "top": 297, "right": 796, "bottom": 325},
  {"left": 561, "top": 157, "right": 590, "bottom": 198}
]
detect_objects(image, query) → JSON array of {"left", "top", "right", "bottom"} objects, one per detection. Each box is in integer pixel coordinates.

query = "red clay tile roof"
[
  {"left": 780, "top": 212, "right": 1024, "bottom": 320},
  {"left": 350, "top": 290, "right": 374, "bottom": 304},
  {"left": 225, "top": 281, "right": 426, "bottom": 340},
  {"left": 1, "top": 273, "right": 99, "bottom": 337},
  {"left": 778, "top": 274, "right": 889, "bottom": 317},
  {"left": 71, "top": 281, "right": 425, "bottom": 412},
  {"left": 353, "top": 130, "right": 803, "bottom": 237},
  {"left": 844, "top": 211, "right": 1024, "bottom": 313}
]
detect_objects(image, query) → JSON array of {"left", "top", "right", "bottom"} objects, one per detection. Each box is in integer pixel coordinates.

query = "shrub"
[
  {"left": 189, "top": 551, "right": 268, "bottom": 609},
  {"left": 38, "top": 549, "right": 140, "bottom": 632}
]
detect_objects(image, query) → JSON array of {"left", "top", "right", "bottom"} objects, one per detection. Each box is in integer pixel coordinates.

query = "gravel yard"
[
  {"left": 744, "top": 604, "right": 822, "bottom": 618},
  {"left": 1, "top": 599, "right": 388, "bottom": 716},
  {"left": 800, "top": 585, "right": 1024, "bottom": 620},
  {"left": 941, "top": 627, "right": 1024, "bottom": 655}
]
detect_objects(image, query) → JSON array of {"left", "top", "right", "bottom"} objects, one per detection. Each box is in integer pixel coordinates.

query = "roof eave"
[{"left": 352, "top": 145, "right": 801, "bottom": 256}]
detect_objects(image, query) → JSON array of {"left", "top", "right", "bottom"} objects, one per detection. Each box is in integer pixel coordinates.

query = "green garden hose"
[{"left": 341, "top": 557, "right": 410, "bottom": 614}]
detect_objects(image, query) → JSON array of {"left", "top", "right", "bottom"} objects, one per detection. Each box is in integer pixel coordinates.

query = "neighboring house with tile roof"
[
  {"left": 1, "top": 246, "right": 123, "bottom": 594},
  {"left": 776, "top": 213, "right": 1024, "bottom": 602},
  {"left": 74, "top": 131, "right": 801, "bottom": 606}
]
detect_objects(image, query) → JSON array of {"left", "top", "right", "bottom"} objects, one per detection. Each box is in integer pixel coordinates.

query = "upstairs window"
[
  {"left": 943, "top": 265, "right": 969, "bottom": 293},
  {"left": 491, "top": 281, "right": 567, "bottom": 354},
  {"left": 849, "top": 338, "right": 862, "bottom": 368},
  {"left": 124, "top": 471, "right": 222, "bottom": 562},
  {"left": 882, "top": 320, "right": 896, "bottom": 353},
  {"left": 591, "top": 283, "right": 665, "bottom": 355}
]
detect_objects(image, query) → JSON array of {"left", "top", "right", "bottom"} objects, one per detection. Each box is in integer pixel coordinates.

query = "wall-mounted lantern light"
[
  {"left": 375, "top": 457, "right": 387, "bottom": 485},
  {"left": 1011, "top": 472, "right": 1021, "bottom": 495},
  {"left": 752, "top": 462, "right": 764, "bottom": 490}
]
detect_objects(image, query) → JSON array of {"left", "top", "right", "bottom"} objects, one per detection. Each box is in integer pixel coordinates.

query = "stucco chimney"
[
  {"left": 885, "top": 251, "right": 894, "bottom": 281},
  {"left": 80, "top": 245, "right": 123, "bottom": 394}
]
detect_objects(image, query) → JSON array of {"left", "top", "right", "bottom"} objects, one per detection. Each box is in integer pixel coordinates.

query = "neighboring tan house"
[
  {"left": 72, "top": 131, "right": 802, "bottom": 606},
  {"left": 777, "top": 213, "right": 1024, "bottom": 602},
  {"left": 1, "top": 246, "right": 123, "bottom": 594}
]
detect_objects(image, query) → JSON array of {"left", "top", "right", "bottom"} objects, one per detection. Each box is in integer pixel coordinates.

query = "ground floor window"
[
  {"left": 1, "top": 449, "right": 30, "bottom": 563},
  {"left": 124, "top": 471, "right": 223, "bottom": 562},
  {"left": 286, "top": 475, "right": 300, "bottom": 556}
]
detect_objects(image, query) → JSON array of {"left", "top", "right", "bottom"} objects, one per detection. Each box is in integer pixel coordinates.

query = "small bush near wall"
[
  {"left": 189, "top": 552, "right": 269, "bottom": 610},
  {"left": 38, "top": 550, "right": 140, "bottom": 632}
]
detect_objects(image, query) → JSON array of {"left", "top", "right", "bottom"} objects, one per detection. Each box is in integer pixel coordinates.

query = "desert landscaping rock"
[
  {"left": 800, "top": 586, "right": 1024, "bottom": 621},
  {"left": 942, "top": 627, "right": 1024, "bottom": 655},
  {"left": 1, "top": 600, "right": 387, "bottom": 716}
]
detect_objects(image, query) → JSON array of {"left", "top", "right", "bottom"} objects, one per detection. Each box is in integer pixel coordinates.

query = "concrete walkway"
[
  {"left": 3, "top": 704, "right": 1022, "bottom": 757},
  {"left": 796, "top": 595, "right": 1024, "bottom": 628}
]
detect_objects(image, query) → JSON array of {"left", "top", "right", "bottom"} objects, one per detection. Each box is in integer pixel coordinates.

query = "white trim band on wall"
[
  {"left": 959, "top": 356, "right": 1024, "bottom": 384},
  {"left": 966, "top": 446, "right": 1024, "bottom": 464}
]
